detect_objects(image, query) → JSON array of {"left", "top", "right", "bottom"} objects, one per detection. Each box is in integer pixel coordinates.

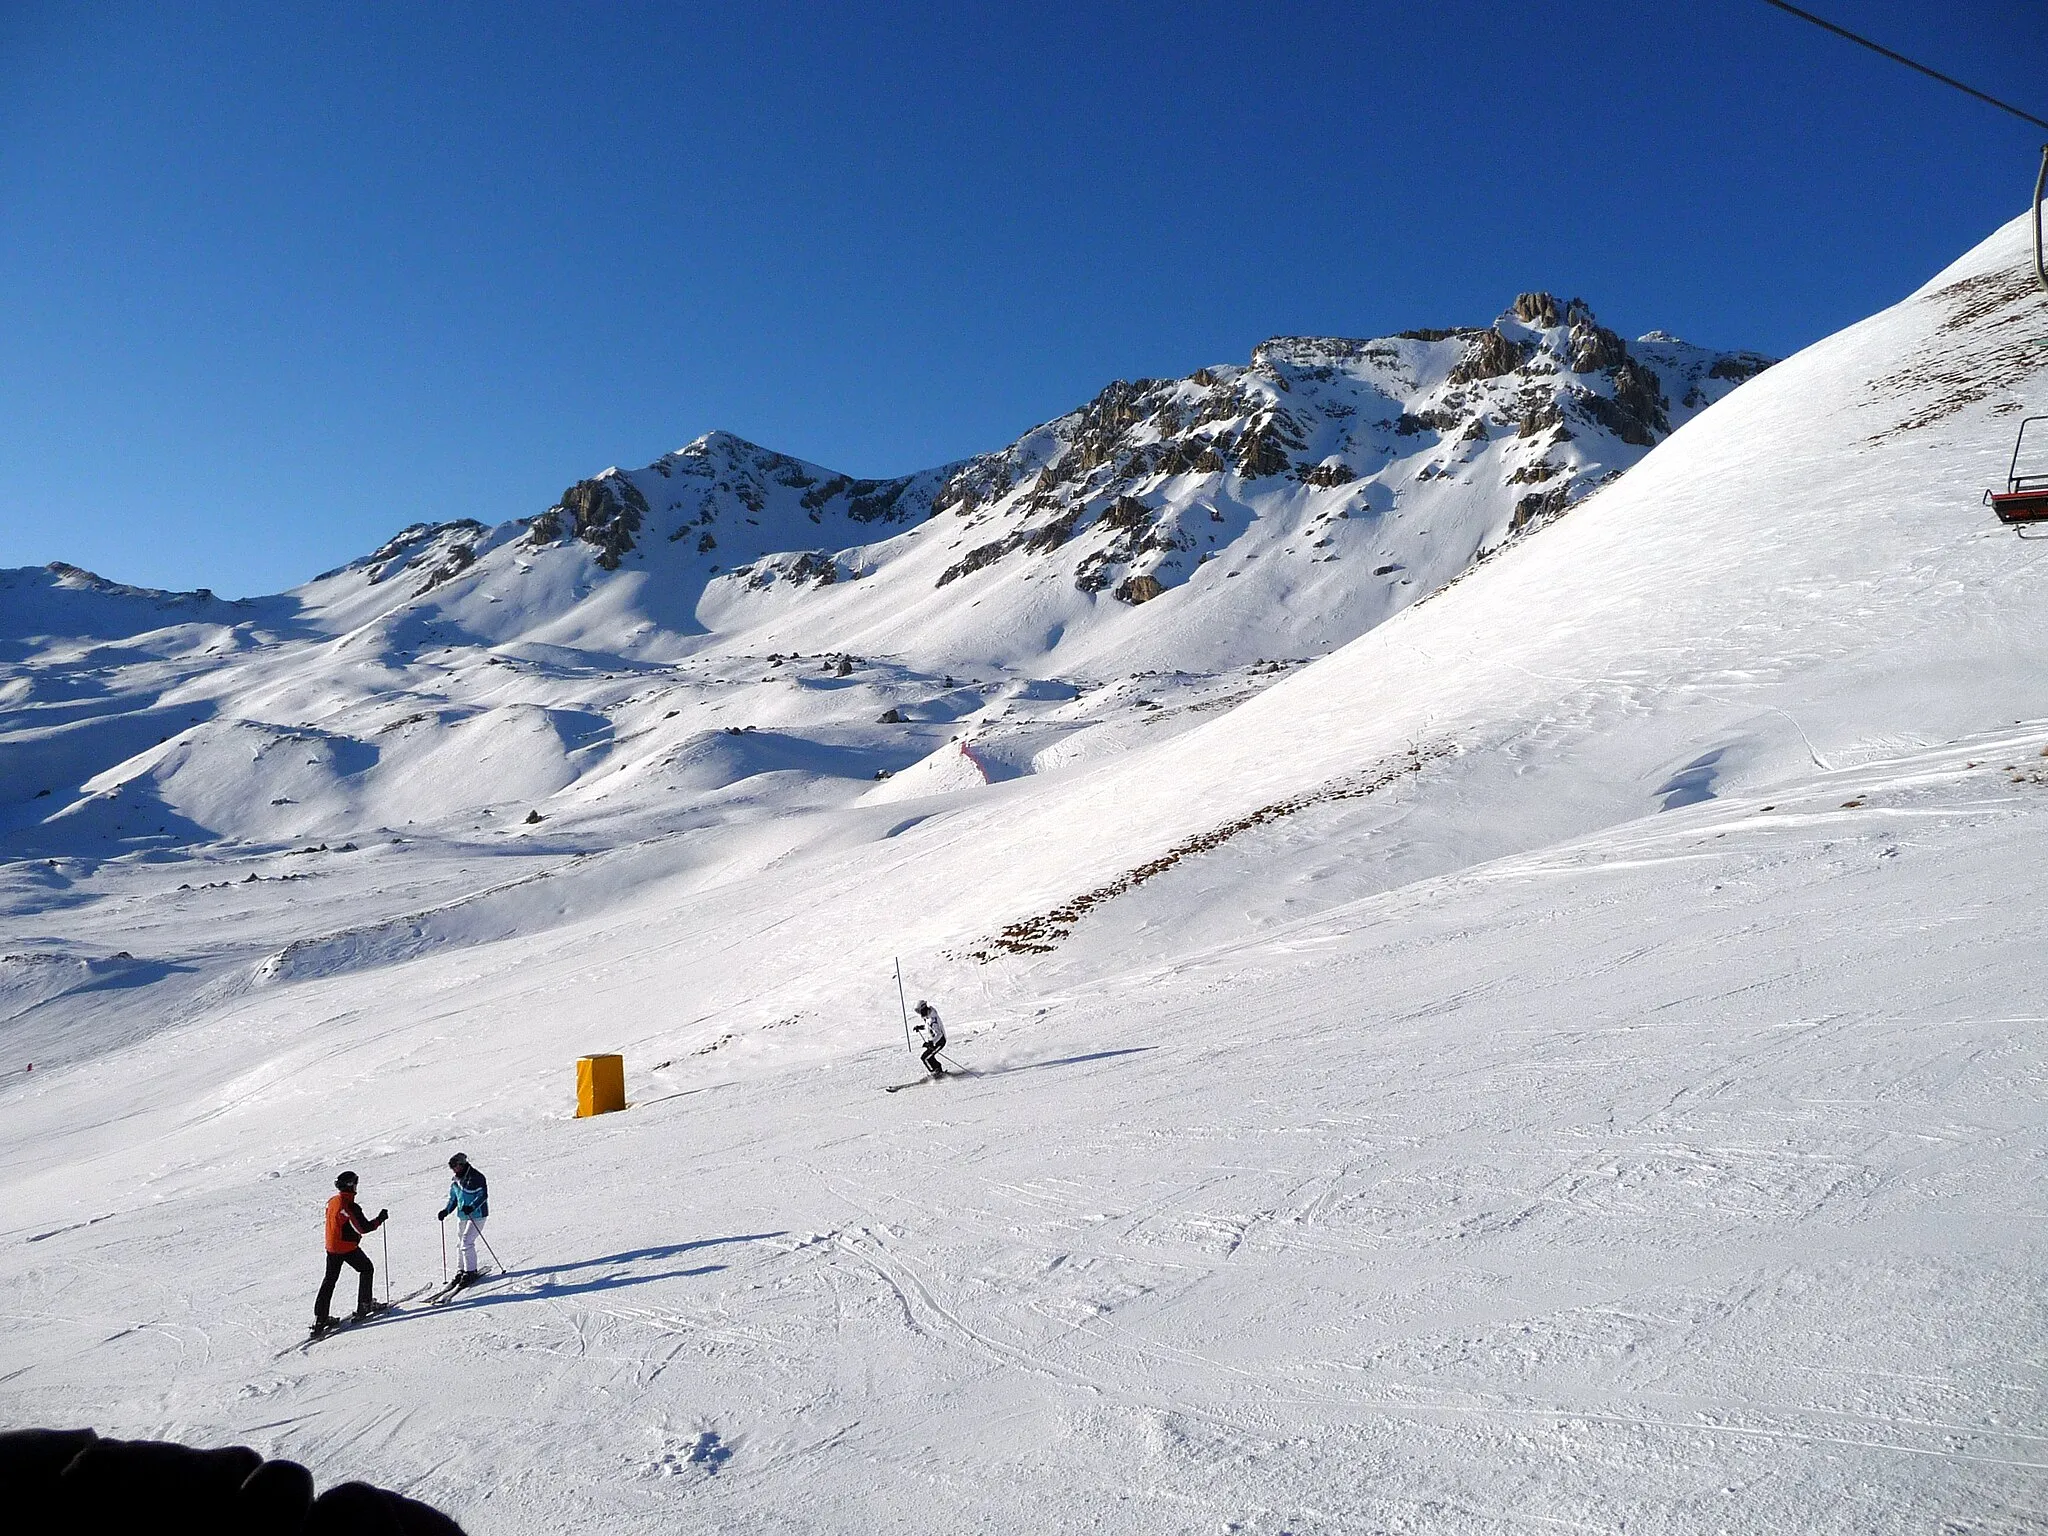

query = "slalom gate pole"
[{"left": 894, "top": 958, "right": 914, "bottom": 1056}]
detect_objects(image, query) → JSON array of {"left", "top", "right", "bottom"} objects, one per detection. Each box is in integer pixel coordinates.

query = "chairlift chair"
[
  {"left": 1984, "top": 147, "right": 2048, "bottom": 533},
  {"left": 1987, "top": 416, "right": 2048, "bottom": 531}
]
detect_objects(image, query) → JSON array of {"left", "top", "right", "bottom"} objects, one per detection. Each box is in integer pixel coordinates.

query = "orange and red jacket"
[{"left": 324, "top": 1193, "right": 384, "bottom": 1254}]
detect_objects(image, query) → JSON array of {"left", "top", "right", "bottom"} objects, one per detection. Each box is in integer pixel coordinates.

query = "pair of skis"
[
  {"left": 425, "top": 1267, "right": 499, "bottom": 1306},
  {"left": 288, "top": 1269, "right": 504, "bottom": 1354},
  {"left": 288, "top": 1284, "right": 432, "bottom": 1354},
  {"left": 883, "top": 1063, "right": 971, "bottom": 1093},
  {"left": 306, "top": 1303, "right": 393, "bottom": 1341}
]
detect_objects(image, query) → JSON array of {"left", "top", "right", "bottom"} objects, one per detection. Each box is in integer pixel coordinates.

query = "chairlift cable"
[
  {"left": 1759, "top": 1, "right": 2048, "bottom": 133},
  {"left": 1759, "top": 4, "right": 2048, "bottom": 295},
  {"left": 1762, "top": 8, "right": 2048, "bottom": 521}
]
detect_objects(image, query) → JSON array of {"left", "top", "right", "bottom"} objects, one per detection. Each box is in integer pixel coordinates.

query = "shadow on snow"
[
  {"left": 972, "top": 1046, "right": 1155, "bottom": 1077},
  {"left": 434, "top": 1232, "right": 788, "bottom": 1311}
]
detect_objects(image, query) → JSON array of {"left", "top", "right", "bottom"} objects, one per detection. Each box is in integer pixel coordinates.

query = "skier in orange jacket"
[{"left": 314, "top": 1171, "right": 388, "bottom": 1331}]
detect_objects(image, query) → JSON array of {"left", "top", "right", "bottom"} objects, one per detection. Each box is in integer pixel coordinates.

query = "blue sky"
[{"left": 3, "top": 1, "right": 2043, "bottom": 596}]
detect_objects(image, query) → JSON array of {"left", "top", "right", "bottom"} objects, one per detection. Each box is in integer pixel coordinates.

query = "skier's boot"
[{"left": 310, "top": 1315, "right": 338, "bottom": 1336}]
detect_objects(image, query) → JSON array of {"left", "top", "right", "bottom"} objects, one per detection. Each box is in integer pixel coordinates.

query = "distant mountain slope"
[{"left": 0, "top": 295, "right": 1767, "bottom": 865}]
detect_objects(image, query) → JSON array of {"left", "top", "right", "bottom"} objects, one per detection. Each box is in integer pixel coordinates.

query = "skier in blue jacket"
[{"left": 437, "top": 1153, "right": 489, "bottom": 1284}]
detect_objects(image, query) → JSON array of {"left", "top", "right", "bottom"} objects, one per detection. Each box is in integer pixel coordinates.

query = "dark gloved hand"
[
  {"left": 438, "top": 1210, "right": 448, "bottom": 1221},
  {"left": 376, "top": 1208, "right": 389, "bottom": 1222}
]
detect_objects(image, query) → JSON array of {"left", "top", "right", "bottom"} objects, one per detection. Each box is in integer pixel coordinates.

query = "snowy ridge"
[{"left": 1, "top": 217, "right": 2044, "bottom": 1534}]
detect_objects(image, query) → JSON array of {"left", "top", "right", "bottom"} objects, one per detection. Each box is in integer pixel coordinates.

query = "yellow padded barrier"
[{"left": 576, "top": 1054, "right": 625, "bottom": 1117}]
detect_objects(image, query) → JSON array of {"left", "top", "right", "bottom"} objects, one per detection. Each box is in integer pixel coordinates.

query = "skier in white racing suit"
[{"left": 912, "top": 1000, "right": 946, "bottom": 1078}]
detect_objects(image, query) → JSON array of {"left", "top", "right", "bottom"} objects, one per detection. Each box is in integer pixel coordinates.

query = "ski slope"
[{"left": 1, "top": 214, "right": 2045, "bottom": 1533}]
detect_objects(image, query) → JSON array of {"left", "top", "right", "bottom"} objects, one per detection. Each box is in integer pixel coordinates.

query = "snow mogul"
[
  {"left": 437, "top": 1153, "right": 490, "bottom": 1285},
  {"left": 912, "top": 1000, "right": 947, "bottom": 1079},
  {"left": 314, "top": 1171, "right": 388, "bottom": 1331}
]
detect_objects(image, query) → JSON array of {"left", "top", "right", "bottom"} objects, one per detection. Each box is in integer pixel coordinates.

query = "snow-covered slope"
[{"left": 1, "top": 218, "right": 2044, "bottom": 1534}]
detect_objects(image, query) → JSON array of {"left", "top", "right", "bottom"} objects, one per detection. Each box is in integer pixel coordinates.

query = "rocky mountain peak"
[{"left": 267, "top": 293, "right": 1776, "bottom": 679}]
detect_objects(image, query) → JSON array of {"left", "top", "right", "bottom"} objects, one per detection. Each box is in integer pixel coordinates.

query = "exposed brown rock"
[
  {"left": 1299, "top": 458, "right": 1357, "bottom": 487},
  {"left": 1610, "top": 359, "right": 1670, "bottom": 438},
  {"left": 1233, "top": 422, "right": 1293, "bottom": 479},
  {"left": 1448, "top": 329, "right": 1533, "bottom": 386},
  {"left": 1114, "top": 573, "right": 1165, "bottom": 604},
  {"left": 1708, "top": 353, "right": 1774, "bottom": 381},
  {"left": 1511, "top": 484, "right": 1572, "bottom": 533},
  {"left": 540, "top": 474, "right": 649, "bottom": 569},
  {"left": 415, "top": 542, "right": 475, "bottom": 595},
  {"left": 1567, "top": 321, "right": 1629, "bottom": 375},
  {"left": 936, "top": 539, "right": 1012, "bottom": 587}
]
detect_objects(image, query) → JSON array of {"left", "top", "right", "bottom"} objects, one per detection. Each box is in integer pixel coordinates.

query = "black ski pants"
[
  {"left": 921, "top": 1042, "right": 944, "bottom": 1077},
  {"left": 316, "top": 1248, "right": 374, "bottom": 1319}
]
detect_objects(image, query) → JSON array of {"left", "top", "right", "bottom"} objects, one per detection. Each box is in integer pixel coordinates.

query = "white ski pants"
[{"left": 458, "top": 1217, "right": 485, "bottom": 1273}]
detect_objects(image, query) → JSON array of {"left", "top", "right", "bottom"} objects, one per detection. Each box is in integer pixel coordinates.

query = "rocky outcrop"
[
  {"left": 800, "top": 474, "right": 921, "bottom": 523},
  {"left": 1115, "top": 573, "right": 1165, "bottom": 605},
  {"left": 1709, "top": 353, "right": 1774, "bottom": 382},
  {"left": 1611, "top": 359, "right": 1670, "bottom": 437},
  {"left": 937, "top": 536, "right": 1022, "bottom": 588},
  {"left": 527, "top": 474, "right": 649, "bottom": 569},
  {"left": 41, "top": 563, "right": 226, "bottom": 607},
  {"left": 1567, "top": 357, "right": 1669, "bottom": 447},
  {"left": 1300, "top": 458, "right": 1358, "bottom": 487},
  {"left": 1567, "top": 319, "right": 1630, "bottom": 375},
  {"left": 1232, "top": 413, "right": 1304, "bottom": 478},
  {"left": 1511, "top": 484, "right": 1572, "bottom": 534},
  {"left": 745, "top": 550, "right": 847, "bottom": 590},
  {"left": 544, "top": 473, "right": 649, "bottom": 569},
  {"left": 1449, "top": 329, "right": 1534, "bottom": 386},
  {"left": 415, "top": 541, "right": 475, "bottom": 596}
]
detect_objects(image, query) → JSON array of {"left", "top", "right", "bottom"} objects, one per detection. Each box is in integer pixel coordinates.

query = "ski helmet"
[
  {"left": 448, "top": 1153, "right": 469, "bottom": 1170},
  {"left": 915, "top": 1000, "right": 932, "bottom": 1014},
  {"left": 335, "top": 1171, "right": 358, "bottom": 1190}
]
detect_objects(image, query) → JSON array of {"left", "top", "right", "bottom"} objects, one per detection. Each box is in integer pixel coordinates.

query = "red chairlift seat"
[{"left": 1988, "top": 415, "right": 2048, "bottom": 529}]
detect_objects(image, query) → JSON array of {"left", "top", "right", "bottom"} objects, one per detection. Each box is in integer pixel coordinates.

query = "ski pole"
[
  {"left": 479, "top": 1229, "right": 507, "bottom": 1278},
  {"left": 895, "top": 957, "right": 913, "bottom": 1056},
  {"left": 440, "top": 1218, "right": 447, "bottom": 1285},
  {"left": 383, "top": 1226, "right": 391, "bottom": 1304}
]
